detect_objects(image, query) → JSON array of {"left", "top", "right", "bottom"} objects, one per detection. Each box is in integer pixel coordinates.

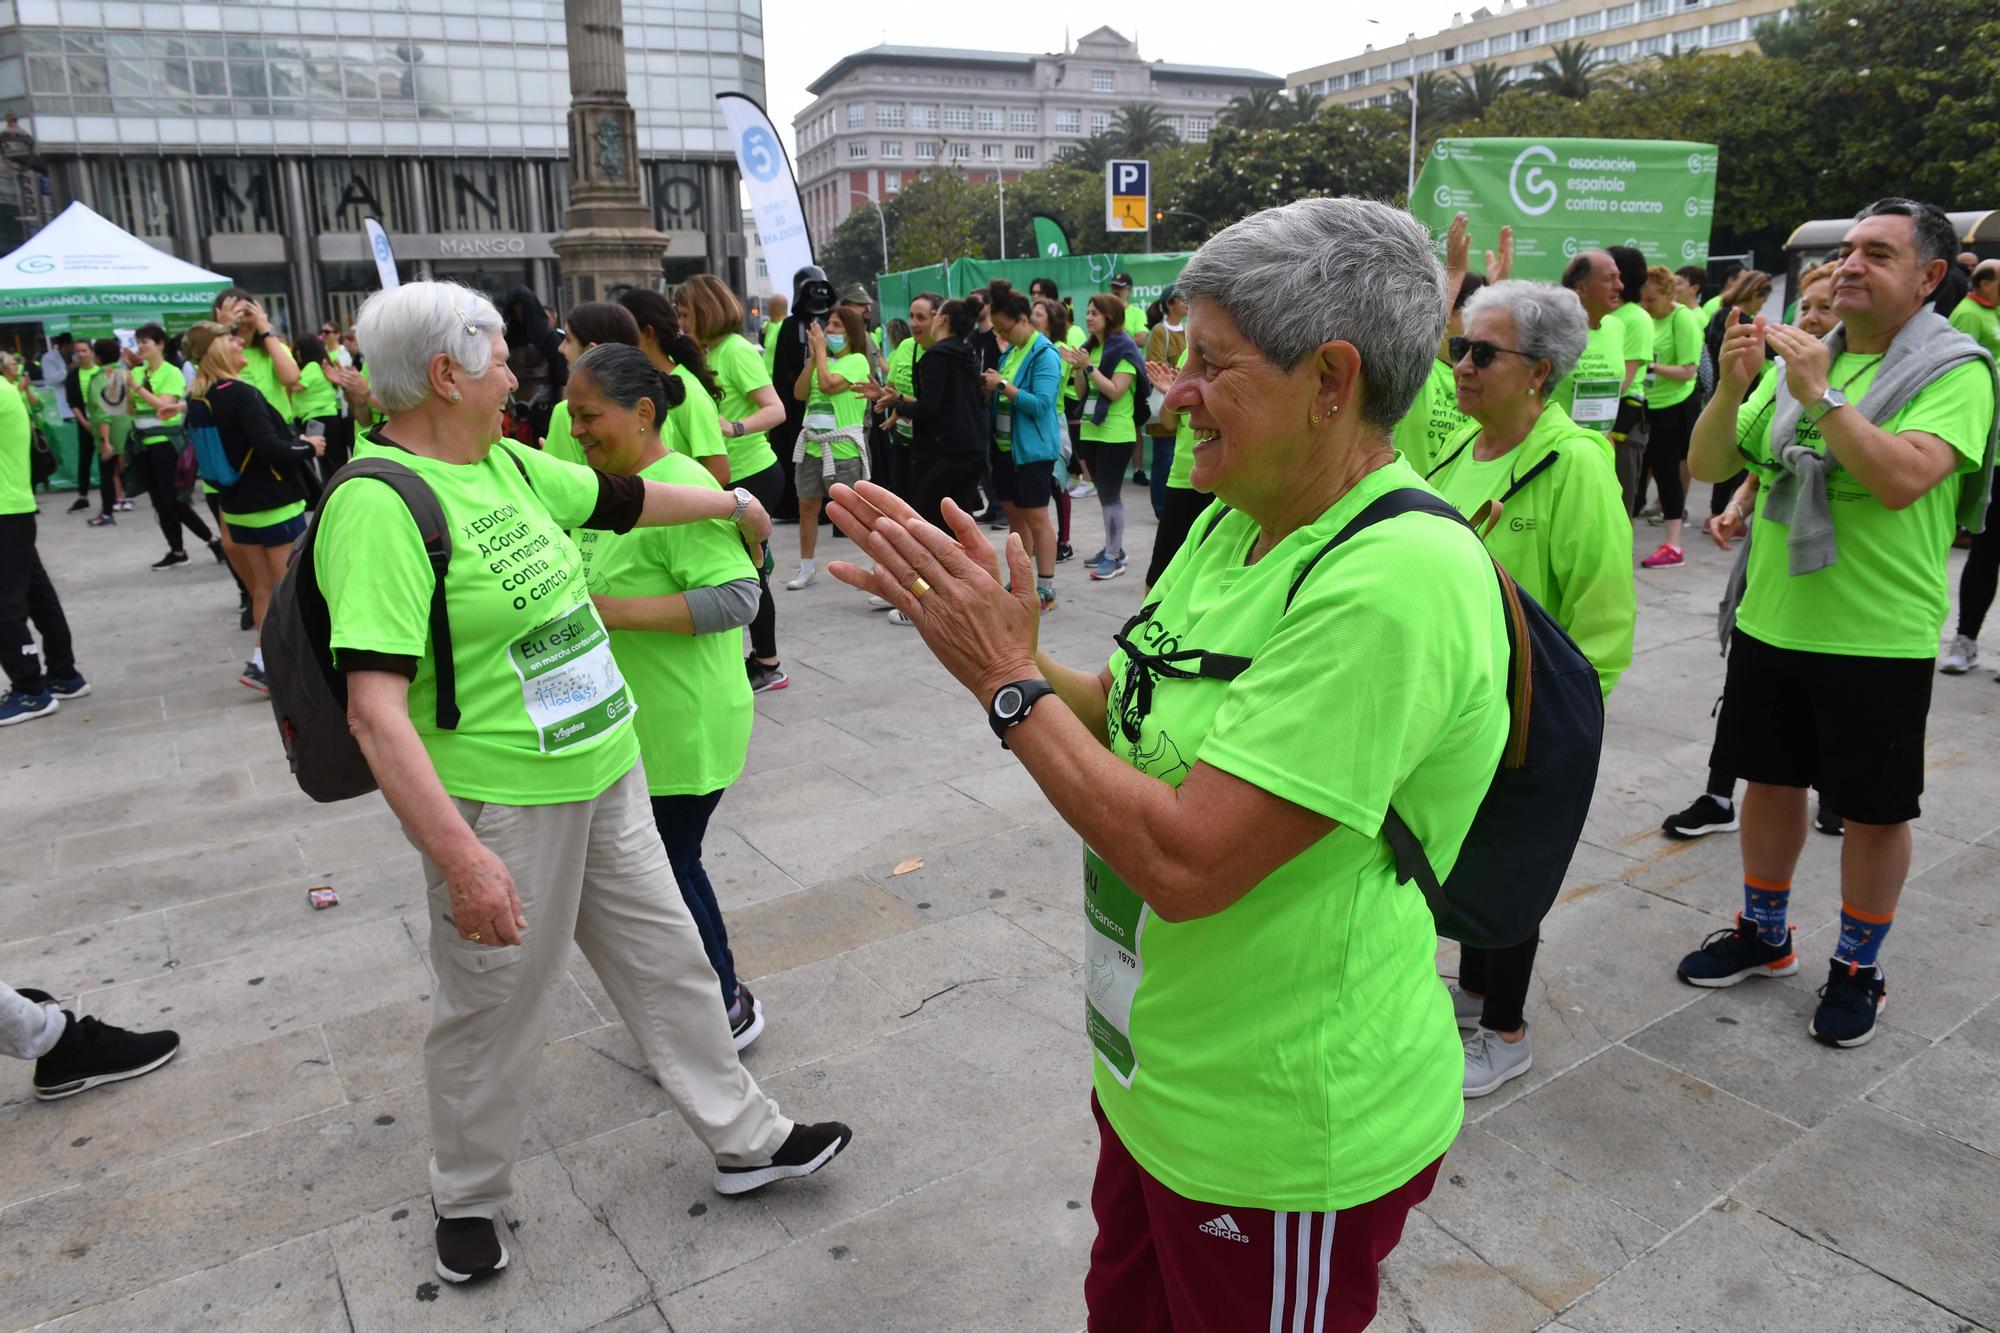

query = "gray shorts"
[{"left": 794, "top": 451, "right": 865, "bottom": 500}]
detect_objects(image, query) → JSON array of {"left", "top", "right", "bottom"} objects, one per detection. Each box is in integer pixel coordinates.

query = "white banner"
[
  {"left": 716, "top": 93, "right": 814, "bottom": 299},
  {"left": 363, "top": 217, "right": 400, "bottom": 290}
]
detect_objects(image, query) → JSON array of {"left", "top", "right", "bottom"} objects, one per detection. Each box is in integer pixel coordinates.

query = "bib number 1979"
[{"left": 1083, "top": 847, "right": 1147, "bottom": 1086}]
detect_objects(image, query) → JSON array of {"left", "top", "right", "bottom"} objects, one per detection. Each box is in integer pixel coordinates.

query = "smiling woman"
[{"left": 818, "top": 197, "right": 1517, "bottom": 1332}]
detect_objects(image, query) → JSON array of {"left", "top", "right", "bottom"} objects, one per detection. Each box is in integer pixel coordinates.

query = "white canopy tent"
[{"left": 0, "top": 201, "right": 229, "bottom": 322}]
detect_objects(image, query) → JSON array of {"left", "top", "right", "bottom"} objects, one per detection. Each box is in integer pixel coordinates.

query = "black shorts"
[
  {"left": 991, "top": 451, "right": 1056, "bottom": 508},
  {"left": 1710, "top": 629, "right": 1932, "bottom": 824}
]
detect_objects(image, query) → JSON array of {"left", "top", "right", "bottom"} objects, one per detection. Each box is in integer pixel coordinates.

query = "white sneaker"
[
  {"left": 867, "top": 593, "right": 892, "bottom": 609},
  {"left": 1067, "top": 481, "right": 1096, "bottom": 499},
  {"left": 1463, "top": 1028, "right": 1532, "bottom": 1098},
  {"left": 786, "top": 562, "right": 816, "bottom": 590},
  {"left": 1939, "top": 634, "right": 1978, "bottom": 674},
  {"left": 1446, "top": 983, "right": 1482, "bottom": 1031},
  {"left": 887, "top": 609, "right": 915, "bottom": 627}
]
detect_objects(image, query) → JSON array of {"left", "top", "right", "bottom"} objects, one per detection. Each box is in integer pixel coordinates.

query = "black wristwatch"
[{"left": 987, "top": 678, "right": 1056, "bottom": 748}]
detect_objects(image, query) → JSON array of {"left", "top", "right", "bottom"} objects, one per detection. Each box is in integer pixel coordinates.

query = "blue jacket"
[
  {"left": 992, "top": 332, "right": 1064, "bottom": 465},
  {"left": 1087, "top": 332, "right": 1147, "bottom": 427}
]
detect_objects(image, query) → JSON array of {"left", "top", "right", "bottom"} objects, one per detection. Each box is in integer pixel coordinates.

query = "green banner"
[
  {"left": 876, "top": 253, "right": 1192, "bottom": 323},
  {"left": 1031, "top": 215, "right": 1071, "bottom": 260},
  {"left": 1411, "top": 137, "right": 1718, "bottom": 283}
]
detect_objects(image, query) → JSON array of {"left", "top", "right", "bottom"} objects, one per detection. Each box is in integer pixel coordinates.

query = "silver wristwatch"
[
  {"left": 1803, "top": 386, "right": 1848, "bottom": 425},
  {"left": 730, "top": 487, "right": 752, "bottom": 522}
]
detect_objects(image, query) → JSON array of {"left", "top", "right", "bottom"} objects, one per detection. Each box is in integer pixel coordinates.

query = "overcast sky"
[{"left": 756, "top": 1, "right": 1480, "bottom": 152}]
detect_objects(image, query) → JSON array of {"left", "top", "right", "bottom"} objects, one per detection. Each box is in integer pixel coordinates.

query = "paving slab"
[
  {"left": 1865, "top": 997, "right": 2000, "bottom": 1155},
  {"left": 34, "top": 1234, "right": 350, "bottom": 1333}
]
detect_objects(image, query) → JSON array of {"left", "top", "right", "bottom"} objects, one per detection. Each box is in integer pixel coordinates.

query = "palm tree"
[
  {"left": 1528, "top": 40, "right": 1605, "bottom": 99},
  {"left": 1390, "top": 71, "right": 1459, "bottom": 133},
  {"left": 1221, "top": 87, "right": 1290, "bottom": 130},
  {"left": 1110, "top": 103, "right": 1181, "bottom": 156},
  {"left": 1448, "top": 63, "right": 1511, "bottom": 120},
  {"left": 1281, "top": 86, "right": 1322, "bottom": 127}
]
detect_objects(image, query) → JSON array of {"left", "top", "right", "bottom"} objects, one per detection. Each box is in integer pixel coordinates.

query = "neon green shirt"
[
  {"left": 1093, "top": 456, "right": 1508, "bottom": 1212},
  {"left": 543, "top": 399, "right": 588, "bottom": 467},
  {"left": 664, "top": 363, "right": 727, "bottom": 470},
  {"left": 1734, "top": 357, "right": 1995, "bottom": 657},
  {"left": 761, "top": 321, "right": 780, "bottom": 373},
  {"left": 992, "top": 341, "right": 1030, "bottom": 453},
  {"left": 1393, "top": 358, "right": 1469, "bottom": 477},
  {"left": 1949, "top": 297, "right": 2000, "bottom": 361},
  {"left": 131, "top": 361, "right": 186, "bottom": 441},
  {"left": 1427, "top": 405, "right": 1635, "bottom": 699},
  {"left": 1166, "top": 345, "right": 1198, "bottom": 490},
  {"left": 576, "top": 451, "right": 755, "bottom": 796},
  {"left": 711, "top": 334, "right": 779, "bottom": 480},
  {"left": 1550, "top": 320, "right": 1625, "bottom": 450},
  {"left": 1122, "top": 303, "right": 1147, "bottom": 338},
  {"left": 0, "top": 378, "right": 32, "bottom": 515},
  {"left": 1605, "top": 302, "right": 1651, "bottom": 390},
  {"left": 887, "top": 336, "right": 923, "bottom": 443},
  {"left": 1646, "top": 305, "right": 1703, "bottom": 411},
  {"left": 802, "top": 351, "right": 870, "bottom": 459},
  {"left": 1079, "top": 344, "right": 1136, "bottom": 444},
  {"left": 315, "top": 436, "right": 639, "bottom": 803},
  {"left": 237, "top": 343, "right": 293, "bottom": 422},
  {"left": 290, "top": 361, "right": 340, "bottom": 422},
  {"left": 1700, "top": 294, "right": 1725, "bottom": 323},
  {"left": 78, "top": 365, "right": 102, "bottom": 423},
  {"left": 1061, "top": 324, "right": 1089, "bottom": 405}
]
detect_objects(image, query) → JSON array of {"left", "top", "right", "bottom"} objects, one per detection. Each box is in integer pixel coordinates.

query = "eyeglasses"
[
  {"left": 1448, "top": 337, "right": 1535, "bottom": 370},
  {"left": 319, "top": 326, "right": 336, "bottom": 336}
]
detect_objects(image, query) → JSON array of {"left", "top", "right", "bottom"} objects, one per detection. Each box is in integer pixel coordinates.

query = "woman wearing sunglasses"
[{"left": 1425, "top": 280, "right": 1637, "bottom": 1099}]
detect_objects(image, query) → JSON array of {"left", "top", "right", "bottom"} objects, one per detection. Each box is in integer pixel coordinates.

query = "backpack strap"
[
  {"left": 1283, "top": 488, "right": 1469, "bottom": 611},
  {"left": 306, "top": 457, "right": 460, "bottom": 730},
  {"left": 1423, "top": 437, "right": 1473, "bottom": 481},
  {"left": 1109, "top": 598, "right": 1252, "bottom": 746},
  {"left": 1499, "top": 450, "right": 1559, "bottom": 504},
  {"left": 1198, "top": 503, "right": 1233, "bottom": 543}
]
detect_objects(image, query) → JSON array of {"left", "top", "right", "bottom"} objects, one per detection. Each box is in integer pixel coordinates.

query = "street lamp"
[
  {"left": 1152, "top": 208, "right": 1212, "bottom": 243},
  {"left": 849, "top": 190, "right": 889, "bottom": 278}
]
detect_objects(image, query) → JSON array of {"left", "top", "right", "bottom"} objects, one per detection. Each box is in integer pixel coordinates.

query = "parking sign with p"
[{"left": 1105, "top": 159, "right": 1150, "bottom": 233}]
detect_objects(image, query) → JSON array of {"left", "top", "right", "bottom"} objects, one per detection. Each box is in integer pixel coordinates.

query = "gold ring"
[
  {"left": 468, "top": 931, "right": 481, "bottom": 942},
  {"left": 908, "top": 576, "right": 931, "bottom": 600}
]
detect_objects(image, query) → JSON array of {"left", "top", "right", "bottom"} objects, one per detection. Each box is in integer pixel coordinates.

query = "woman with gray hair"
[
  {"left": 1427, "top": 279, "right": 1635, "bottom": 1098},
  {"left": 817, "top": 198, "right": 1513, "bottom": 1329},
  {"left": 313, "top": 282, "right": 850, "bottom": 1288}
]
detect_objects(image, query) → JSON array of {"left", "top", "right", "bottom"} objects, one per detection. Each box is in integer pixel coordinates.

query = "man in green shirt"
[
  {"left": 1109, "top": 273, "right": 1149, "bottom": 339},
  {"left": 0, "top": 374, "right": 89, "bottom": 723},
  {"left": 1948, "top": 259, "right": 2000, "bottom": 360},
  {"left": 1681, "top": 197, "right": 1998, "bottom": 1051}
]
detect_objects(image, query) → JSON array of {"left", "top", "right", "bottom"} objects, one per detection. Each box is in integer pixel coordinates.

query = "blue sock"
[
  {"left": 1834, "top": 904, "right": 1893, "bottom": 972},
  {"left": 1742, "top": 877, "right": 1791, "bottom": 949}
]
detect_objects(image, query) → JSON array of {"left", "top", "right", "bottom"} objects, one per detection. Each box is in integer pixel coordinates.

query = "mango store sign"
[{"left": 1412, "top": 138, "right": 1718, "bottom": 282}]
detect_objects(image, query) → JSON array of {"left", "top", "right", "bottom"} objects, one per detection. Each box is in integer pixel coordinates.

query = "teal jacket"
[{"left": 992, "top": 333, "right": 1065, "bottom": 465}]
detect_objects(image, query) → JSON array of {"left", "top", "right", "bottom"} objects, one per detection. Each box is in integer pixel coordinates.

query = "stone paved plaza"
[{"left": 2, "top": 481, "right": 1997, "bottom": 1333}]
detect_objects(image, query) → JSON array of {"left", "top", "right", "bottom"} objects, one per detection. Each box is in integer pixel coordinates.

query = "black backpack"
[
  {"left": 1114, "top": 488, "right": 1603, "bottom": 949},
  {"left": 263, "top": 455, "right": 479, "bottom": 802}
]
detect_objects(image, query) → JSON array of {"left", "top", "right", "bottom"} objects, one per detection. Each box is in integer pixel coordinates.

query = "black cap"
[{"left": 1109, "top": 272, "right": 1134, "bottom": 289}]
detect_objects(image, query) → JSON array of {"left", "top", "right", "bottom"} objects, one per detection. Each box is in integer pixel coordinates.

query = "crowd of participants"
[{"left": 0, "top": 190, "right": 1994, "bottom": 1329}]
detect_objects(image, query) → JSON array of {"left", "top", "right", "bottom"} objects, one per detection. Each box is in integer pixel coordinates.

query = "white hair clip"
[{"left": 455, "top": 307, "right": 478, "bottom": 336}]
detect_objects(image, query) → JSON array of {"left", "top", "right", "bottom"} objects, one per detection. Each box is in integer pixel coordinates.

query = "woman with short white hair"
[{"left": 314, "top": 281, "right": 852, "bottom": 1288}]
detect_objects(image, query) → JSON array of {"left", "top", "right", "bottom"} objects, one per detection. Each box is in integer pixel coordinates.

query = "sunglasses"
[{"left": 1448, "top": 337, "right": 1535, "bottom": 369}]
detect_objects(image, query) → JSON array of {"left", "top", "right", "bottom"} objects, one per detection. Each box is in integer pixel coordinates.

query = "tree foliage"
[
  {"left": 1528, "top": 40, "right": 1607, "bottom": 100},
  {"left": 1110, "top": 103, "right": 1182, "bottom": 157}
]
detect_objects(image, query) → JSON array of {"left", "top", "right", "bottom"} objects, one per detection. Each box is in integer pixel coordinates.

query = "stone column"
[{"left": 549, "top": 0, "right": 671, "bottom": 308}]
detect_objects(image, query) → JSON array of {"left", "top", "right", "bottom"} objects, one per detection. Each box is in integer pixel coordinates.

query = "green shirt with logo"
[
  {"left": 0, "top": 378, "right": 33, "bottom": 516},
  {"left": 315, "top": 435, "right": 639, "bottom": 804},
  {"left": 1093, "top": 456, "right": 1508, "bottom": 1211},
  {"left": 802, "top": 351, "right": 871, "bottom": 459},
  {"left": 1605, "top": 302, "right": 1651, "bottom": 388},
  {"left": 1550, "top": 320, "right": 1625, "bottom": 453},
  {"left": 1079, "top": 344, "right": 1136, "bottom": 445},
  {"left": 1392, "top": 357, "right": 1469, "bottom": 477},
  {"left": 291, "top": 361, "right": 340, "bottom": 422},
  {"left": 710, "top": 333, "right": 779, "bottom": 480},
  {"left": 1735, "top": 356, "right": 1996, "bottom": 657},
  {"left": 237, "top": 342, "right": 294, "bottom": 422},
  {"left": 1166, "top": 345, "right": 1199, "bottom": 490},
  {"left": 576, "top": 451, "right": 755, "bottom": 797},
  {"left": 1645, "top": 305, "right": 1704, "bottom": 411},
  {"left": 887, "top": 336, "right": 922, "bottom": 444},
  {"left": 664, "top": 363, "right": 727, "bottom": 469},
  {"left": 131, "top": 360, "right": 187, "bottom": 443}
]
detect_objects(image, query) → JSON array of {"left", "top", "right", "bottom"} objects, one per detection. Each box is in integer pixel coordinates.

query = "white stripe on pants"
[
  {"left": 1269, "top": 1211, "right": 1339, "bottom": 1332},
  {"left": 0, "top": 983, "right": 66, "bottom": 1060},
  {"left": 419, "top": 762, "right": 790, "bottom": 1219}
]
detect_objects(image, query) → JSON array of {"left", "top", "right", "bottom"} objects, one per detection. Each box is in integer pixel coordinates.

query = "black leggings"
[
  {"left": 1458, "top": 935, "right": 1539, "bottom": 1034},
  {"left": 738, "top": 459, "right": 786, "bottom": 662},
  {"left": 1642, "top": 397, "right": 1694, "bottom": 522},
  {"left": 72, "top": 422, "right": 94, "bottom": 496},
  {"left": 1145, "top": 486, "right": 1209, "bottom": 588},
  {"left": 1958, "top": 494, "right": 2000, "bottom": 639},
  {"left": 912, "top": 452, "right": 984, "bottom": 529},
  {"left": 0, "top": 512, "right": 74, "bottom": 694},
  {"left": 141, "top": 439, "right": 213, "bottom": 553}
]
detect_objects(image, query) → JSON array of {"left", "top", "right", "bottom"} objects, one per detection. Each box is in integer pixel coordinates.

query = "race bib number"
[
  {"left": 1083, "top": 847, "right": 1147, "bottom": 1086},
  {"left": 994, "top": 396, "right": 1013, "bottom": 451},
  {"left": 803, "top": 406, "right": 837, "bottom": 432},
  {"left": 506, "top": 603, "right": 634, "bottom": 753},
  {"left": 1571, "top": 378, "right": 1620, "bottom": 429}
]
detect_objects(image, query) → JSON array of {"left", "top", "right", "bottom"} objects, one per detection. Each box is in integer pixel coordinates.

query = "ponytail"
[{"left": 613, "top": 287, "right": 721, "bottom": 403}]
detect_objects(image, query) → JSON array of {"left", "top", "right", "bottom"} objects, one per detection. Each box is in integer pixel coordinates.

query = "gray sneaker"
[
  {"left": 1940, "top": 634, "right": 1978, "bottom": 674},
  {"left": 1446, "top": 982, "right": 1482, "bottom": 1031},
  {"left": 1463, "top": 1027, "right": 1533, "bottom": 1098}
]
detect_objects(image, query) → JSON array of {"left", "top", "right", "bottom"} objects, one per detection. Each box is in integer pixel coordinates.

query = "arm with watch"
[{"left": 589, "top": 485, "right": 763, "bottom": 635}]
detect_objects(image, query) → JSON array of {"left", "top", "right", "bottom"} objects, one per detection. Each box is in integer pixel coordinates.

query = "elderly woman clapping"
[
  {"left": 820, "top": 199, "right": 1513, "bottom": 1331},
  {"left": 1424, "top": 280, "right": 1635, "bottom": 1100},
  {"left": 315, "top": 282, "right": 850, "bottom": 1289}
]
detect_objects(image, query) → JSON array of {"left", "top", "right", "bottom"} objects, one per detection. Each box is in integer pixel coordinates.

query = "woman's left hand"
[
  {"left": 980, "top": 369, "right": 1002, "bottom": 393},
  {"left": 824, "top": 481, "right": 1039, "bottom": 701}
]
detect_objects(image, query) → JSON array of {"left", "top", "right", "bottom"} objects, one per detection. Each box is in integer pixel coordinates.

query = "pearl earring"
[{"left": 450, "top": 391, "right": 462, "bottom": 402}]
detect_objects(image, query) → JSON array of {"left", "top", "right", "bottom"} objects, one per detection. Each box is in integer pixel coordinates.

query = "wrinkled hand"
[
  {"left": 823, "top": 481, "right": 1038, "bottom": 700},
  {"left": 1706, "top": 506, "right": 1745, "bottom": 548},
  {"left": 1444, "top": 212, "right": 1471, "bottom": 274},
  {"left": 1717, "top": 310, "right": 1768, "bottom": 398},
  {"left": 1763, "top": 323, "right": 1832, "bottom": 408},
  {"left": 1145, "top": 358, "right": 1178, "bottom": 396},
  {"left": 442, "top": 841, "right": 528, "bottom": 946},
  {"left": 1486, "top": 225, "right": 1514, "bottom": 281}
]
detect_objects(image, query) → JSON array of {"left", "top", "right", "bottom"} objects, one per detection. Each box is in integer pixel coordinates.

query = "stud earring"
[
  {"left": 1310, "top": 411, "right": 1323, "bottom": 424},
  {"left": 1330, "top": 405, "right": 1339, "bottom": 414},
  {"left": 450, "top": 391, "right": 462, "bottom": 402}
]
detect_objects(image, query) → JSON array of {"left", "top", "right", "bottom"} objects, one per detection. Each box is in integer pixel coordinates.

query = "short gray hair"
[
  {"left": 354, "top": 280, "right": 505, "bottom": 413},
  {"left": 1462, "top": 280, "right": 1590, "bottom": 392},
  {"left": 1174, "top": 197, "right": 1445, "bottom": 429}
]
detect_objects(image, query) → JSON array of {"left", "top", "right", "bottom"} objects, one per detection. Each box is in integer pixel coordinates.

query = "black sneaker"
[
  {"left": 239, "top": 604, "right": 255, "bottom": 632},
  {"left": 1810, "top": 961, "right": 1886, "bottom": 1047},
  {"left": 1676, "top": 916, "right": 1800, "bottom": 987},
  {"left": 150, "top": 549, "right": 190, "bottom": 571},
  {"left": 1056, "top": 542, "right": 1075, "bottom": 563},
  {"left": 32, "top": 1010, "right": 180, "bottom": 1100},
  {"left": 239, "top": 663, "right": 269, "bottom": 694},
  {"left": 747, "top": 661, "right": 789, "bottom": 693},
  {"left": 66, "top": 496, "right": 90, "bottom": 513},
  {"left": 713, "top": 1121, "right": 853, "bottom": 1196},
  {"left": 433, "top": 1209, "right": 509, "bottom": 1283},
  {"left": 730, "top": 985, "right": 766, "bottom": 1052},
  {"left": 1662, "top": 793, "right": 1738, "bottom": 839},
  {"left": 1815, "top": 802, "right": 1845, "bottom": 837}
]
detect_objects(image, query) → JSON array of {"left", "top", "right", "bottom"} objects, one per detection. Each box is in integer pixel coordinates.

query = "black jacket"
[
  {"left": 192, "top": 378, "right": 310, "bottom": 515},
  {"left": 898, "top": 337, "right": 987, "bottom": 458},
  {"left": 769, "top": 315, "right": 809, "bottom": 453}
]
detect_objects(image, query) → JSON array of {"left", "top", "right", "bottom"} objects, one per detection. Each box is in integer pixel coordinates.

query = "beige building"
[
  {"left": 795, "top": 26, "right": 1279, "bottom": 245},
  {"left": 1289, "top": 0, "right": 1793, "bottom": 108}
]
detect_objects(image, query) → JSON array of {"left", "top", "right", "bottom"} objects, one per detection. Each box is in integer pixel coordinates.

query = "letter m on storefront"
[{"left": 1105, "top": 160, "right": 1149, "bottom": 233}]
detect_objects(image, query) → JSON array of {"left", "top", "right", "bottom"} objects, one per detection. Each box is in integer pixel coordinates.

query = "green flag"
[
  {"left": 1411, "top": 138, "right": 1718, "bottom": 282},
  {"left": 1031, "top": 215, "right": 1071, "bottom": 260}
]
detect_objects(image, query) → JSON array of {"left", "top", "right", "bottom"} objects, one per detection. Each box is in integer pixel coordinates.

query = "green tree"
[
  {"left": 1174, "top": 107, "right": 1408, "bottom": 236},
  {"left": 1282, "top": 87, "right": 1323, "bottom": 127},
  {"left": 1389, "top": 71, "right": 1459, "bottom": 135},
  {"left": 1528, "top": 40, "right": 1606, "bottom": 99},
  {"left": 1221, "top": 87, "right": 1290, "bottom": 131},
  {"left": 1448, "top": 63, "right": 1512, "bottom": 120},
  {"left": 1110, "top": 103, "right": 1181, "bottom": 156}
]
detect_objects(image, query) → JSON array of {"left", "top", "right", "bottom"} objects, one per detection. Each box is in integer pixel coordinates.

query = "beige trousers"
[{"left": 417, "top": 761, "right": 789, "bottom": 1219}]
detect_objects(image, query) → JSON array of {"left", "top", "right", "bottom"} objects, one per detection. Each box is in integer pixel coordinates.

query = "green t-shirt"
[
  {"left": 1427, "top": 405, "right": 1635, "bottom": 699},
  {"left": 131, "top": 361, "right": 187, "bottom": 441},
  {"left": 802, "top": 351, "right": 870, "bottom": 458},
  {"left": 665, "top": 363, "right": 726, "bottom": 467},
  {"left": 1122, "top": 303, "right": 1147, "bottom": 339},
  {"left": 1061, "top": 324, "right": 1089, "bottom": 405},
  {"left": 1550, "top": 320, "right": 1626, "bottom": 447},
  {"left": 711, "top": 333, "right": 779, "bottom": 480},
  {"left": 1079, "top": 344, "right": 1136, "bottom": 444},
  {"left": 886, "top": 336, "right": 922, "bottom": 442},
  {"left": 1392, "top": 357, "right": 1469, "bottom": 477},
  {"left": 1645, "top": 305, "right": 1703, "bottom": 411},
  {"left": 543, "top": 398, "right": 588, "bottom": 467},
  {"left": 1094, "top": 456, "right": 1508, "bottom": 1211},
  {"left": 1166, "top": 345, "right": 1198, "bottom": 490},
  {"left": 291, "top": 361, "right": 340, "bottom": 422},
  {"left": 576, "top": 451, "right": 755, "bottom": 796},
  {"left": 0, "top": 377, "right": 32, "bottom": 516},
  {"left": 761, "top": 321, "right": 780, "bottom": 374},
  {"left": 992, "top": 341, "right": 1032, "bottom": 453},
  {"left": 1735, "top": 356, "right": 1996, "bottom": 657},
  {"left": 1949, "top": 297, "right": 2000, "bottom": 361},
  {"left": 1604, "top": 302, "right": 1651, "bottom": 390},
  {"left": 237, "top": 343, "right": 293, "bottom": 422},
  {"left": 315, "top": 436, "right": 639, "bottom": 803},
  {"left": 1700, "top": 294, "right": 1725, "bottom": 323}
]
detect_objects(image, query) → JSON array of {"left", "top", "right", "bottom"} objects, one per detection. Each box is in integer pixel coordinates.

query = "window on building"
[
  {"left": 1186, "top": 116, "right": 1211, "bottom": 142},
  {"left": 846, "top": 102, "right": 866, "bottom": 127},
  {"left": 1462, "top": 38, "right": 1486, "bottom": 58},
  {"left": 949, "top": 142, "right": 971, "bottom": 160},
  {"left": 1368, "top": 63, "right": 1389, "bottom": 82},
  {"left": 1014, "top": 144, "right": 1036, "bottom": 161},
  {"left": 1415, "top": 52, "right": 1437, "bottom": 71},
  {"left": 1636, "top": 33, "right": 1668, "bottom": 54},
  {"left": 944, "top": 105, "right": 971, "bottom": 129},
  {"left": 1390, "top": 58, "right": 1410, "bottom": 77},
  {"left": 1490, "top": 32, "right": 1513, "bottom": 53},
  {"left": 201, "top": 158, "right": 281, "bottom": 236},
  {"left": 1091, "top": 68, "right": 1113, "bottom": 92},
  {"left": 93, "top": 157, "right": 173, "bottom": 236},
  {"left": 848, "top": 141, "right": 867, "bottom": 159},
  {"left": 1606, "top": 4, "right": 1637, "bottom": 26},
  {"left": 1575, "top": 10, "right": 1603, "bottom": 32},
  {"left": 876, "top": 101, "right": 904, "bottom": 127},
  {"left": 1009, "top": 108, "right": 1035, "bottom": 133},
  {"left": 1519, "top": 27, "right": 1540, "bottom": 46},
  {"left": 1707, "top": 18, "right": 1745, "bottom": 42},
  {"left": 884, "top": 170, "right": 902, "bottom": 192},
  {"left": 1545, "top": 17, "right": 1571, "bottom": 38},
  {"left": 982, "top": 143, "right": 1002, "bottom": 160},
  {"left": 977, "top": 106, "right": 1002, "bottom": 130},
  {"left": 1055, "top": 108, "right": 1081, "bottom": 133},
  {"left": 881, "top": 140, "right": 903, "bottom": 158},
  {"left": 911, "top": 103, "right": 939, "bottom": 129},
  {"left": 915, "top": 141, "right": 936, "bottom": 161},
  {"left": 1640, "top": 0, "right": 1669, "bottom": 17},
  {"left": 1090, "top": 110, "right": 1109, "bottom": 132}
]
